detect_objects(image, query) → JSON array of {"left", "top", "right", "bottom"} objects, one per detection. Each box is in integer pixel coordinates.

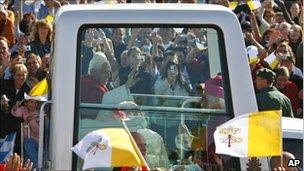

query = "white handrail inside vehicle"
[{"left": 79, "top": 103, "right": 226, "bottom": 114}]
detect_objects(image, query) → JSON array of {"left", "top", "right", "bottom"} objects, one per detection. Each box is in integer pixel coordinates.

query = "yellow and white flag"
[
  {"left": 214, "top": 110, "right": 282, "bottom": 157},
  {"left": 229, "top": 1, "right": 238, "bottom": 10},
  {"left": 264, "top": 52, "right": 280, "bottom": 70},
  {"left": 247, "top": 45, "right": 259, "bottom": 64},
  {"left": 24, "top": 78, "right": 49, "bottom": 101},
  {"left": 229, "top": 0, "right": 261, "bottom": 10},
  {"left": 72, "top": 128, "right": 146, "bottom": 170},
  {"left": 45, "top": 15, "right": 54, "bottom": 24},
  {"left": 247, "top": 0, "right": 261, "bottom": 10}
]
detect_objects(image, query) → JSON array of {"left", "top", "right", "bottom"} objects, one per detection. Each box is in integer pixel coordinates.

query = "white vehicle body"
[{"left": 45, "top": 4, "right": 302, "bottom": 170}]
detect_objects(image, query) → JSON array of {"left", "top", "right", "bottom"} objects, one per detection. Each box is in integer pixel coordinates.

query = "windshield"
[{"left": 74, "top": 25, "right": 239, "bottom": 170}]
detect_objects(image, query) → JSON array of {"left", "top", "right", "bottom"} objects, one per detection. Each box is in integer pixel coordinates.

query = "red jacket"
[
  {"left": 81, "top": 75, "right": 109, "bottom": 103},
  {"left": 277, "top": 81, "right": 300, "bottom": 113}
]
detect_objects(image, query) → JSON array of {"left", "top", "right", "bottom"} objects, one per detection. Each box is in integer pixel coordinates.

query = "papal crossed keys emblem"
[
  {"left": 86, "top": 137, "right": 107, "bottom": 155},
  {"left": 219, "top": 126, "right": 243, "bottom": 147}
]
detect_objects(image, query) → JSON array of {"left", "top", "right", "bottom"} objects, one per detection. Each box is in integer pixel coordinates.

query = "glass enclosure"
[{"left": 74, "top": 25, "right": 240, "bottom": 170}]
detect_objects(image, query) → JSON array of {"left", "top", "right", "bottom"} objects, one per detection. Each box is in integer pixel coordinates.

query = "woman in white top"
[{"left": 154, "top": 61, "right": 190, "bottom": 107}]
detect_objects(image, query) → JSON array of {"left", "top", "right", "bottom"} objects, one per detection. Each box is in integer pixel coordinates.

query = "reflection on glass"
[
  {"left": 77, "top": 107, "right": 240, "bottom": 170},
  {"left": 76, "top": 26, "right": 238, "bottom": 170},
  {"left": 79, "top": 27, "right": 225, "bottom": 110}
]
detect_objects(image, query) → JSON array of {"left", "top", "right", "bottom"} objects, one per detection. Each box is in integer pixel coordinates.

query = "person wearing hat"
[
  {"left": 204, "top": 75, "right": 225, "bottom": 109},
  {"left": 255, "top": 68, "right": 293, "bottom": 117},
  {"left": 247, "top": 45, "right": 264, "bottom": 83},
  {"left": 81, "top": 51, "right": 111, "bottom": 105},
  {"left": 198, "top": 75, "right": 225, "bottom": 109}
]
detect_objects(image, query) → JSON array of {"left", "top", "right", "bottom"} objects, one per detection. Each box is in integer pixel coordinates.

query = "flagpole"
[
  {"left": 205, "top": 117, "right": 209, "bottom": 163},
  {"left": 19, "top": 0, "right": 23, "bottom": 21},
  {"left": 121, "top": 119, "right": 150, "bottom": 170},
  {"left": 280, "top": 110, "right": 283, "bottom": 169},
  {"left": 280, "top": 147, "right": 283, "bottom": 169},
  {"left": 20, "top": 123, "right": 24, "bottom": 159}
]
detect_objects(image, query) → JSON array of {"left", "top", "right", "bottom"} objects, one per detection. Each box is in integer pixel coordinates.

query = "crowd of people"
[
  {"left": 80, "top": 27, "right": 209, "bottom": 108},
  {"left": 240, "top": 0, "right": 303, "bottom": 118},
  {"left": 0, "top": 0, "right": 57, "bottom": 168},
  {"left": 0, "top": 0, "right": 302, "bottom": 170}
]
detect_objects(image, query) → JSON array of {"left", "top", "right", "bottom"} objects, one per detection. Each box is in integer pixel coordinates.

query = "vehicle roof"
[
  {"left": 56, "top": 3, "right": 232, "bottom": 15},
  {"left": 55, "top": 4, "right": 239, "bottom": 27},
  {"left": 282, "top": 117, "right": 303, "bottom": 139}
]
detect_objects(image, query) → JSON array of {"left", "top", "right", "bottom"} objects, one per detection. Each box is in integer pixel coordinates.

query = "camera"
[
  {"left": 25, "top": 45, "right": 31, "bottom": 52},
  {"left": 1, "top": 94, "right": 10, "bottom": 113},
  {"left": 137, "top": 55, "right": 145, "bottom": 63},
  {"left": 1, "top": 95, "right": 9, "bottom": 102},
  {"left": 234, "top": 4, "right": 251, "bottom": 15}
]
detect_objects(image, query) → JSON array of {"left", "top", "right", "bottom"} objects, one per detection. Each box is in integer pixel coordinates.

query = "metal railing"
[
  {"left": 38, "top": 101, "right": 52, "bottom": 170},
  {"left": 79, "top": 102, "right": 225, "bottom": 114}
]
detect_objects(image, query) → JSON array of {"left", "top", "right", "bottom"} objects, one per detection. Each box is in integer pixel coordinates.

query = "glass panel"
[
  {"left": 75, "top": 25, "right": 235, "bottom": 170},
  {"left": 76, "top": 107, "right": 240, "bottom": 170},
  {"left": 79, "top": 27, "right": 227, "bottom": 112}
]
